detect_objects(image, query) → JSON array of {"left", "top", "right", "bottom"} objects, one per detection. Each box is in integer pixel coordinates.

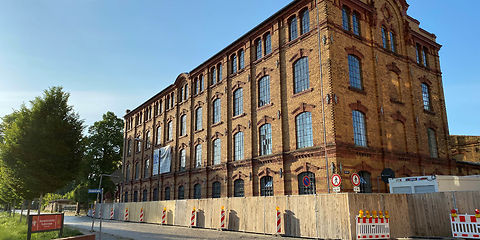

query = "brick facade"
[
  {"left": 450, "top": 135, "right": 480, "bottom": 175},
  {"left": 119, "top": 0, "right": 454, "bottom": 202}
]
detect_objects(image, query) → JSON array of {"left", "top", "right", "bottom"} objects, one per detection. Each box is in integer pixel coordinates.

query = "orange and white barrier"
[
  {"left": 190, "top": 207, "right": 196, "bottom": 227},
  {"left": 356, "top": 210, "right": 390, "bottom": 239},
  {"left": 124, "top": 207, "right": 129, "bottom": 221},
  {"left": 450, "top": 209, "right": 480, "bottom": 239},
  {"left": 275, "top": 206, "right": 281, "bottom": 234},
  {"left": 140, "top": 207, "right": 144, "bottom": 222},
  {"left": 110, "top": 207, "right": 114, "bottom": 220},
  {"left": 220, "top": 206, "right": 226, "bottom": 229},
  {"left": 162, "top": 207, "right": 166, "bottom": 225}
]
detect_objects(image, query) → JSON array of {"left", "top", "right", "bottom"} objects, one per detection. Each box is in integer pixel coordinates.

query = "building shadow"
[
  {"left": 284, "top": 210, "right": 300, "bottom": 237},
  {"left": 228, "top": 210, "right": 240, "bottom": 231}
]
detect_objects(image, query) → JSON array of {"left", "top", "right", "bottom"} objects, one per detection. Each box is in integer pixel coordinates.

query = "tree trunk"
[
  {"left": 38, "top": 194, "right": 43, "bottom": 215},
  {"left": 7, "top": 203, "right": 11, "bottom": 217},
  {"left": 19, "top": 200, "right": 25, "bottom": 223},
  {"left": 12, "top": 200, "right": 16, "bottom": 218},
  {"left": 26, "top": 200, "right": 31, "bottom": 218}
]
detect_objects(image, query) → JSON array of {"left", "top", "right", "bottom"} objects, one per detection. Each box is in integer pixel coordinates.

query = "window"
[
  {"left": 171, "top": 92, "right": 174, "bottom": 106},
  {"left": 259, "top": 124, "right": 272, "bottom": 156},
  {"left": 234, "top": 132, "right": 244, "bottom": 161},
  {"left": 231, "top": 54, "right": 237, "bottom": 74},
  {"left": 348, "top": 55, "right": 362, "bottom": 89},
  {"left": 234, "top": 179, "right": 244, "bottom": 197},
  {"left": 213, "top": 99, "right": 221, "bottom": 124},
  {"left": 218, "top": 63, "right": 222, "bottom": 82},
  {"left": 145, "top": 131, "right": 151, "bottom": 149},
  {"left": 422, "top": 47, "right": 428, "bottom": 67},
  {"left": 125, "top": 164, "right": 130, "bottom": 181},
  {"left": 135, "top": 162, "right": 140, "bottom": 180},
  {"left": 289, "top": 16, "right": 298, "bottom": 41},
  {"left": 211, "top": 68, "right": 216, "bottom": 85},
  {"left": 416, "top": 43, "right": 422, "bottom": 65},
  {"left": 180, "top": 149, "right": 186, "bottom": 170},
  {"left": 427, "top": 128, "right": 438, "bottom": 158},
  {"left": 239, "top": 49, "right": 245, "bottom": 69},
  {"left": 300, "top": 9, "right": 310, "bottom": 34},
  {"left": 264, "top": 32, "right": 272, "bottom": 55},
  {"left": 296, "top": 112, "right": 313, "bottom": 149},
  {"left": 167, "top": 121, "right": 173, "bottom": 141},
  {"left": 179, "top": 86, "right": 183, "bottom": 102},
  {"left": 156, "top": 126, "right": 161, "bottom": 145},
  {"left": 164, "top": 187, "right": 170, "bottom": 200},
  {"left": 293, "top": 57, "right": 310, "bottom": 93},
  {"left": 153, "top": 188, "right": 158, "bottom": 201},
  {"left": 390, "top": 32, "right": 396, "bottom": 53},
  {"left": 260, "top": 176, "right": 273, "bottom": 196},
  {"left": 213, "top": 139, "right": 221, "bottom": 165},
  {"left": 195, "top": 107, "right": 202, "bottom": 131},
  {"left": 352, "top": 12, "right": 360, "bottom": 36},
  {"left": 166, "top": 96, "right": 170, "bottom": 110},
  {"left": 212, "top": 181, "right": 221, "bottom": 198},
  {"left": 199, "top": 75, "right": 204, "bottom": 91},
  {"left": 180, "top": 114, "right": 187, "bottom": 136},
  {"left": 358, "top": 171, "right": 372, "bottom": 193},
  {"left": 298, "top": 171, "right": 316, "bottom": 195},
  {"left": 144, "top": 159, "right": 149, "bottom": 178},
  {"left": 381, "top": 27, "right": 388, "bottom": 49},
  {"left": 342, "top": 7, "right": 350, "bottom": 31},
  {"left": 421, "top": 83, "right": 432, "bottom": 111},
  {"left": 136, "top": 139, "right": 141, "bottom": 152},
  {"left": 178, "top": 186, "right": 184, "bottom": 200},
  {"left": 124, "top": 191, "right": 128, "bottom": 202},
  {"left": 233, "top": 88, "right": 243, "bottom": 116},
  {"left": 195, "top": 144, "right": 202, "bottom": 168},
  {"left": 255, "top": 38, "right": 262, "bottom": 60},
  {"left": 159, "top": 100, "right": 163, "bottom": 113},
  {"left": 127, "top": 139, "right": 132, "bottom": 155},
  {"left": 194, "top": 77, "right": 198, "bottom": 95},
  {"left": 184, "top": 84, "right": 188, "bottom": 100},
  {"left": 258, "top": 76, "right": 270, "bottom": 107},
  {"left": 194, "top": 183, "right": 201, "bottom": 199},
  {"left": 142, "top": 189, "right": 147, "bottom": 202},
  {"left": 352, "top": 110, "right": 367, "bottom": 147},
  {"left": 133, "top": 191, "right": 138, "bottom": 202}
]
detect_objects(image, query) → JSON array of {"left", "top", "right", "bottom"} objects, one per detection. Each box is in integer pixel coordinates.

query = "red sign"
[
  {"left": 331, "top": 174, "right": 342, "bottom": 187},
  {"left": 351, "top": 173, "right": 361, "bottom": 187},
  {"left": 31, "top": 214, "right": 63, "bottom": 232}
]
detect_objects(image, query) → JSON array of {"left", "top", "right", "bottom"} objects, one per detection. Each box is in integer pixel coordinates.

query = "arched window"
[
  {"left": 427, "top": 128, "right": 438, "bottom": 158},
  {"left": 217, "top": 63, "right": 222, "bottom": 82},
  {"left": 195, "top": 144, "right": 202, "bottom": 168},
  {"left": 136, "top": 139, "right": 141, "bottom": 152},
  {"left": 199, "top": 75, "right": 204, "bottom": 91},
  {"left": 352, "top": 11, "right": 360, "bottom": 36},
  {"left": 416, "top": 43, "right": 422, "bottom": 64},
  {"left": 300, "top": 9, "right": 310, "bottom": 34},
  {"left": 125, "top": 164, "right": 130, "bottom": 181},
  {"left": 153, "top": 188, "right": 159, "bottom": 201},
  {"left": 213, "top": 138, "right": 221, "bottom": 165},
  {"left": 124, "top": 191, "right": 128, "bottom": 202},
  {"left": 135, "top": 162, "right": 140, "bottom": 180},
  {"left": 127, "top": 139, "right": 132, "bottom": 155},
  {"left": 212, "top": 181, "right": 221, "bottom": 198},
  {"left": 178, "top": 186, "right": 184, "bottom": 200},
  {"left": 259, "top": 124, "right": 272, "bottom": 156},
  {"left": 194, "top": 183, "right": 201, "bottom": 199},
  {"left": 180, "top": 114, "right": 187, "bottom": 136},
  {"left": 422, "top": 47, "right": 429, "bottom": 67},
  {"left": 352, "top": 110, "right": 367, "bottom": 147},
  {"left": 211, "top": 67, "right": 216, "bottom": 86},
  {"left": 133, "top": 190, "right": 138, "bottom": 202},
  {"left": 258, "top": 76, "right": 270, "bottom": 107},
  {"left": 298, "top": 171, "right": 316, "bottom": 195},
  {"left": 180, "top": 149, "right": 186, "bottom": 170},
  {"left": 348, "top": 55, "right": 362, "bottom": 89},
  {"left": 167, "top": 121, "right": 173, "bottom": 141},
  {"left": 421, "top": 83, "right": 431, "bottom": 111},
  {"left": 342, "top": 7, "right": 350, "bottom": 31},
  {"left": 144, "top": 159, "right": 149, "bottom": 178},
  {"left": 142, "top": 189, "right": 148, "bottom": 202},
  {"left": 239, "top": 49, "right": 245, "bottom": 69},
  {"left": 289, "top": 16, "right": 298, "bottom": 41},
  {"left": 264, "top": 32, "right": 272, "bottom": 55},
  {"left": 233, "top": 88, "right": 243, "bottom": 116},
  {"left": 231, "top": 54, "right": 237, "bottom": 74},
  {"left": 156, "top": 126, "right": 161, "bottom": 145},
  {"left": 358, "top": 171, "right": 372, "bottom": 193},
  {"left": 294, "top": 57, "right": 309, "bottom": 93},
  {"left": 255, "top": 38, "right": 262, "bottom": 60},
  {"left": 296, "top": 112, "right": 313, "bottom": 149},
  {"left": 389, "top": 32, "right": 396, "bottom": 53},
  {"left": 195, "top": 107, "right": 202, "bottom": 131},
  {"left": 213, "top": 98, "right": 221, "bottom": 124},
  {"left": 165, "top": 187, "right": 171, "bottom": 200},
  {"left": 234, "top": 179, "right": 244, "bottom": 197},
  {"left": 184, "top": 84, "right": 188, "bottom": 100},
  {"left": 260, "top": 176, "right": 274, "bottom": 196},
  {"left": 234, "top": 132, "right": 244, "bottom": 161}
]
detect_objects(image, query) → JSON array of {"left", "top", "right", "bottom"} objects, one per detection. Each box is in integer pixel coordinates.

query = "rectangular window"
[
  {"left": 156, "top": 126, "right": 161, "bottom": 145},
  {"left": 427, "top": 128, "right": 438, "bottom": 158},
  {"left": 422, "top": 47, "right": 428, "bottom": 67},
  {"left": 234, "top": 132, "right": 244, "bottom": 161},
  {"left": 264, "top": 33, "right": 271, "bottom": 55},
  {"left": 390, "top": 32, "right": 396, "bottom": 53},
  {"left": 421, "top": 83, "right": 431, "bottom": 111},
  {"left": 194, "top": 78, "right": 198, "bottom": 95},
  {"left": 167, "top": 121, "right": 172, "bottom": 141},
  {"left": 199, "top": 75, "right": 204, "bottom": 91},
  {"left": 195, "top": 107, "right": 202, "bottom": 131},
  {"left": 293, "top": 57, "right": 310, "bottom": 93},
  {"left": 259, "top": 124, "right": 272, "bottom": 156},
  {"left": 348, "top": 55, "right": 362, "bottom": 89},
  {"left": 258, "top": 76, "right": 270, "bottom": 107},
  {"left": 289, "top": 16, "right": 298, "bottom": 41},
  {"left": 233, "top": 88, "right": 243, "bottom": 116},
  {"left": 180, "top": 149, "right": 186, "bottom": 170},
  {"left": 239, "top": 50, "right": 245, "bottom": 69},
  {"left": 218, "top": 64, "right": 222, "bottom": 82},
  {"left": 231, "top": 54, "right": 237, "bottom": 74},
  {"left": 416, "top": 43, "right": 422, "bottom": 65},
  {"left": 213, "top": 99, "right": 221, "bottom": 124},
  {"left": 195, "top": 145, "right": 202, "bottom": 168},
  {"left": 342, "top": 8, "right": 350, "bottom": 31},
  {"left": 213, "top": 139, "right": 221, "bottom": 165},
  {"left": 352, "top": 110, "right": 367, "bottom": 147},
  {"left": 381, "top": 27, "right": 388, "bottom": 49},
  {"left": 211, "top": 68, "right": 216, "bottom": 85},
  {"left": 180, "top": 115, "right": 186, "bottom": 136},
  {"left": 352, "top": 12, "right": 360, "bottom": 36},
  {"left": 255, "top": 39, "right": 262, "bottom": 60},
  {"left": 301, "top": 10, "right": 310, "bottom": 35}
]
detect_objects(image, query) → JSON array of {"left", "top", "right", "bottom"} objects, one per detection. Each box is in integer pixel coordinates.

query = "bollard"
[
  {"left": 93, "top": 208, "right": 96, "bottom": 219},
  {"left": 220, "top": 206, "right": 226, "bottom": 230},
  {"left": 124, "top": 208, "right": 129, "bottom": 221},
  {"left": 110, "top": 208, "right": 114, "bottom": 220},
  {"left": 190, "top": 207, "right": 196, "bottom": 227},
  {"left": 275, "top": 206, "right": 281, "bottom": 235},
  {"left": 162, "top": 207, "right": 166, "bottom": 225},
  {"left": 139, "top": 208, "right": 144, "bottom": 222}
]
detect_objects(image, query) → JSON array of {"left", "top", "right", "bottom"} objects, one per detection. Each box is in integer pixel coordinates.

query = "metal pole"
[{"left": 98, "top": 175, "right": 104, "bottom": 240}]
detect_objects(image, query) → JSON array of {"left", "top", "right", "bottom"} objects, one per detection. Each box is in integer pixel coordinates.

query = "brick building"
[
  {"left": 451, "top": 135, "right": 480, "bottom": 175},
  {"left": 120, "top": 0, "right": 453, "bottom": 202}
]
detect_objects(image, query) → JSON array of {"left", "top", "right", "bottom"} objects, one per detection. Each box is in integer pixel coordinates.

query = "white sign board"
[
  {"left": 333, "top": 187, "right": 341, "bottom": 193},
  {"left": 353, "top": 186, "right": 360, "bottom": 193}
]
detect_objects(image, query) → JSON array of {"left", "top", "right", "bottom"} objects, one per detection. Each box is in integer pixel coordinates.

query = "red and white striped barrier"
[
  {"left": 139, "top": 207, "right": 144, "bottom": 222},
  {"left": 356, "top": 210, "right": 390, "bottom": 240},
  {"left": 93, "top": 208, "right": 96, "bottom": 218},
  {"left": 450, "top": 209, "right": 480, "bottom": 239},
  {"left": 220, "top": 206, "right": 226, "bottom": 229},
  {"left": 275, "top": 206, "right": 281, "bottom": 234},
  {"left": 190, "top": 207, "right": 196, "bottom": 227},
  {"left": 162, "top": 207, "right": 166, "bottom": 225},
  {"left": 110, "top": 207, "right": 114, "bottom": 220},
  {"left": 124, "top": 207, "right": 129, "bottom": 221}
]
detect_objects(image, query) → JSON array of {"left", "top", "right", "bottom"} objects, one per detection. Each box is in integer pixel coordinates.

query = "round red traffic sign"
[
  {"left": 302, "top": 176, "right": 311, "bottom": 187},
  {"left": 351, "top": 173, "right": 361, "bottom": 187},
  {"left": 331, "top": 174, "right": 342, "bottom": 187}
]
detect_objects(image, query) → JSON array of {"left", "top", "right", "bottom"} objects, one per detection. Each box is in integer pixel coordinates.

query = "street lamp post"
[{"left": 90, "top": 173, "right": 118, "bottom": 240}]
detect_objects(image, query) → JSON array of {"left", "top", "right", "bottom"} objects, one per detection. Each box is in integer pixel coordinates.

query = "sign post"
[
  {"left": 351, "top": 173, "right": 361, "bottom": 193},
  {"left": 331, "top": 174, "right": 342, "bottom": 193},
  {"left": 27, "top": 213, "right": 64, "bottom": 240}
]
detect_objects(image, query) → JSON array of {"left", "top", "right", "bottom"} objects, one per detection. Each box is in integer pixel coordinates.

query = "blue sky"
[{"left": 0, "top": 0, "right": 478, "bottom": 135}]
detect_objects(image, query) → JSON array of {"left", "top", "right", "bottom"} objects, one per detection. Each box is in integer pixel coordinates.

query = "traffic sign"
[
  {"left": 331, "top": 174, "right": 342, "bottom": 187},
  {"left": 302, "top": 176, "right": 311, "bottom": 187},
  {"left": 353, "top": 186, "right": 360, "bottom": 193},
  {"left": 351, "top": 173, "right": 361, "bottom": 187},
  {"left": 333, "top": 187, "right": 341, "bottom": 193},
  {"left": 88, "top": 189, "right": 102, "bottom": 194}
]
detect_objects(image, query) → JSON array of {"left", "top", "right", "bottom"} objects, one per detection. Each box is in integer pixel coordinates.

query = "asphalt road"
[{"left": 64, "top": 216, "right": 295, "bottom": 240}]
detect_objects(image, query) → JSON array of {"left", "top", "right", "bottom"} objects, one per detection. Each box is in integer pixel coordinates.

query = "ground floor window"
[
  {"left": 142, "top": 189, "right": 148, "bottom": 202},
  {"left": 178, "top": 186, "right": 185, "bottom": 199},
  {"left": 124, "top": 191, "right": 128, "bottom": 202},
  {"left": 359, "top": 171, "right": 372, "bottom": 193},
  {"left": 234, "top": 179, "right": 244, "bottom": 197},
  {"left": 212, "top": 181, "right": 221, "bottom": 198},
  {"left": 153, "top": 188, "right": 158, "bottom": 201},
  {"left": 260, "top": 176, "right": 274, "bottom": 196},
  {"left": 298, "top": 171, "right": 316, "bottom": 195},
  {"left": 194, "top": 184, "right": 201, "bottom": 199},
  {"left": 165, "top": 187, "right": 170, "bottom": 200},
  {"left": 133, "top": 191, "right": 138, "bottom": 202}
]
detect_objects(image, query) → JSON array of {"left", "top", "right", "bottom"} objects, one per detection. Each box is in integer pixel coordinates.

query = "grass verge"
[{"left": 0, "top": 211, "right": 82, "bottom": 240}]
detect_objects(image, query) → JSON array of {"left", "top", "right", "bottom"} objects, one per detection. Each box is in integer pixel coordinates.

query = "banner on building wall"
[
  {"left": 159, "top": 145, "right": 172, "bottom": 174},
  {"left": 153, "top": 149, "right": 160, "bottom": 175}
]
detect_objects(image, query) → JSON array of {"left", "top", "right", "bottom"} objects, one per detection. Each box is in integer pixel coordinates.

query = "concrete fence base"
[{"left": 94, "top": 191, "right": 480, "bottom": 239}]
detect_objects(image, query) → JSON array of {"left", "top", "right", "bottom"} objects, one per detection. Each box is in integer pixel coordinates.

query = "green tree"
[{"left": 0, "top": 87, "right": 84, "bottom": 201}]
